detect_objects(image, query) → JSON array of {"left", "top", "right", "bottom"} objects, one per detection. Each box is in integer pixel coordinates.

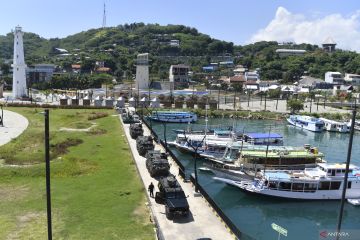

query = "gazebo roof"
[{"left": 323, "top": 37, "right": 336, "bottom": 45}]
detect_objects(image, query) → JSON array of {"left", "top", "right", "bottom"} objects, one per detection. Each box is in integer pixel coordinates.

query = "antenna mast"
[{"left": 102, "top": 2, "right": 106, "bottom": 28}]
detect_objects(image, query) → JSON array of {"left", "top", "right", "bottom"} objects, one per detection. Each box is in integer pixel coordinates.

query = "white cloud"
[{"left": 249, "top": 7, "right": 360, "bottom": 52}]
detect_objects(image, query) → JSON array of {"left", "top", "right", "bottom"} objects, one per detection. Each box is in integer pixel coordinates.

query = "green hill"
[{"left": 1, "top": 23, "right": 360, "bottom": 82}]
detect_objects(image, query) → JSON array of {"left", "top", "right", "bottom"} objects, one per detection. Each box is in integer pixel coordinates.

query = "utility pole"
[
  {"left": 217, "top": 89, "right": 220, "bottom": 110},
  {"left": 317, "top": 98, "right": 319, "bottom": 111},
  {"left": 264, "top": 92, "right": 267, "bottom": 111},
  {"left": 309, "top": 96, "right": 312, "bottom": 113},
  {"left": 44, "top": 109, "right": 52, "bottom": 240},
  {"left": 336, "top": 109, "right": 356, "bottom": 240},
  {"left": 276, "top": 98, "right": 279, "bottom": 111},
  {"left": 233, "top": 91, "right": 236, "bottom": 110}
]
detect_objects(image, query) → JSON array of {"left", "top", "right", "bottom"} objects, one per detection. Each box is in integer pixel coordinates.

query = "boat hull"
[
  {"left": 214, "top": 177, "right": 360, "bottom": 200},
  {"left": 287, "top": 118, "right": 323, "bottom": 132}
]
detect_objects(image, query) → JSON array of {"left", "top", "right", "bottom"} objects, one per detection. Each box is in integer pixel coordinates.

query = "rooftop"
[
  {"left": 245, "top": 133, "right": 282, "bottom": 139},
  {"left": 323, "top": 37, "right": 336, "bottom": 45}
]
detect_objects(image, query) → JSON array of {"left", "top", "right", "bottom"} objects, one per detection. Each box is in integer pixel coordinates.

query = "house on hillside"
[
  {"left": 275, "top": 49, "right": 306, "bottom": 57},
  {"left": 71, "top": 64, "right": 81, "bottom": 73},
  {"left": 333, "top": 85, "right": 353, "bottom": 96},
  {"left": 344, "top": 73, "right": 360, "bottom": 87},
  {"left": 245, "top": 71, "right": 260, "bottom": 82},
  {"left": 325, "top": 72, "right": 345, "bottom": 85},
  {"left": 95, "top": 67, "right": 111, "bottom": 74}
]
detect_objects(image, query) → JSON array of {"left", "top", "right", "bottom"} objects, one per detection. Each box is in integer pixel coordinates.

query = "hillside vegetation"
[{"left": 1, "top": 23, "right": 360, "bottom": 82}]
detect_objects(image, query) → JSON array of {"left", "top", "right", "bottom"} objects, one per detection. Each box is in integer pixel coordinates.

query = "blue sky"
[{"left": 1, "top": 0, "right": 360, "bottom": 49}]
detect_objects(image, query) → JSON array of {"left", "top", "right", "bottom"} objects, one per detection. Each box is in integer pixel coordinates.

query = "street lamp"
[{"left": 43, "top": 109, "right": 52, "bottom": 240}]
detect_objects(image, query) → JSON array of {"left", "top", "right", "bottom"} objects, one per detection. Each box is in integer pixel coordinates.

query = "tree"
[{"left": 287, "top": 99, "right": 304, "bottom": 113}]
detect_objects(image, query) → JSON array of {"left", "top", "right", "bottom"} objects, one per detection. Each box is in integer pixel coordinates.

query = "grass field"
[{"left": 0, "top": 107, "right": 154, "bottom": 239}]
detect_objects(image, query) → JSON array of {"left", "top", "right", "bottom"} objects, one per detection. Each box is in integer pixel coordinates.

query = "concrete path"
[
  {"left": 0, "top": 110, "right": 29, "bottom": 146},
  {"left": 120, "top": 117, "right": 235, "bottom": 240}
]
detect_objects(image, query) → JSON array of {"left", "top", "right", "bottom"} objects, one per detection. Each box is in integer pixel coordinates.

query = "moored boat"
[
  {"left": 214, "top": 163, "right": 360, "bottom": 200},
  {"left": 287, "top": 115, "right": 324, "bottom": 132},
  {"left": 347, "top": 120, "right": 360, "bottom": 131},
  {"left": 148, "top": 111, "right": 197, "bottom": 123},
  {"left": 320, "top": 118, "right": 349, "bottom": 133}
]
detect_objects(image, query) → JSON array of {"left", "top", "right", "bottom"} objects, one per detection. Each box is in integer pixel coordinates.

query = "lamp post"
[
  {"left": 336, "top": 109, "right": 356, "bottom": 240},
  {"left": 44, "top": 109, "right": 52, "bottom": 240},
  {"left": 0, "top": 104, "right": 4, "bottom": 127}
]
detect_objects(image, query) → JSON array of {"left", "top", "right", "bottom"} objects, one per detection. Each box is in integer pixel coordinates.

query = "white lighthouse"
[
  {"left": 12, "top": 26, "right": 27, "bottom": 99},
  {"left": 135, "top": 53, "right": 149, "bottom": 89}
]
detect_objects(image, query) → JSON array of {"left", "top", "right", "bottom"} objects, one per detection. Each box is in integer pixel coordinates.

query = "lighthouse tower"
[{"left": 12, "top": 26, "right": 27, "bottom": 99}]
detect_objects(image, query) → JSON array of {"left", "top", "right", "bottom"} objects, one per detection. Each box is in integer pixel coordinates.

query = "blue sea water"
[{"left": 149, "top": 118, "right": 360, "bottom": 240}]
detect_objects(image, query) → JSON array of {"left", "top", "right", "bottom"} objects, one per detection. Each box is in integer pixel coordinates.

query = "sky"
[{"left": 1, "top": 0, "right": 360, "bottom": 51}]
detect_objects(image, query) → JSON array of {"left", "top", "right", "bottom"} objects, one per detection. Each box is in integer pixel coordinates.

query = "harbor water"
[{"left": 148, "top": 118, "right": 360, "bottom": 240}]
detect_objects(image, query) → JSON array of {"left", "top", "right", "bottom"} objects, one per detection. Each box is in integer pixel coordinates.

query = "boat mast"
[
  {"left": 264, "top": 126, "right": 272, "bottom": 175},
  {"left": 205, "top": 99, "right": 209, "bottom": 145}
]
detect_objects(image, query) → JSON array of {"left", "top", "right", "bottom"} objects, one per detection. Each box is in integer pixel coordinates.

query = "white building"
[
  {"left": 169, "top": 40, "right": 180, "bottom": 47},
  {"left": 12, "top": 26, "right": 27, "bottom": 99},
  {"left": 135, "top": 53, "right": 149, "bottom": 89},
  {"left": 169, "top": 64, "right": 190, "bottom": 90},
  {"left": 276, "top": 49, "right": 306, "bottom": 57},
  {"left": 344, "top": 73, "right": 360, "bottom": 86},
  {"left": 325, "top": 72, "right": 345, "bottom": 84},
  {"left": 245, "top": 71, "right": 260, "bottom": 82}
]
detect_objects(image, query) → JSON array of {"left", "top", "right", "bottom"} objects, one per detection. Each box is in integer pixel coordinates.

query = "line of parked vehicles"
[{"left": 126, "top": 116, "right": 190, "bottom": 220}]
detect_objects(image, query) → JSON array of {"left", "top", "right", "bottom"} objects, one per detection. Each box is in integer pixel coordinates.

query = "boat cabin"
[{"left": 243, "top": 133, "right": 283, "bottom": 146}]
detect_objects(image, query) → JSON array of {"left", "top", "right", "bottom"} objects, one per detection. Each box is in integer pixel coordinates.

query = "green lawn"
[{"left": 0, "top": 108, "right": 154, "bottom": 239}]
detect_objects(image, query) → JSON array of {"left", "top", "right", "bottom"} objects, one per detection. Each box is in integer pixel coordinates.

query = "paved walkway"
[
  {"left": 0, "top": 110, "right": 29, "bottom": 146},
  {"left": 120, "top": 117, "right": 235, "bottom": 240}
]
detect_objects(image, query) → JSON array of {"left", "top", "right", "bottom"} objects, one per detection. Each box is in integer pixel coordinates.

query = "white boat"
[
  {"left": 320, "top": 118, "right": 349, "bottom": 133},
  {"left": 347, "top": 120, "right": 360, "bottom": 131},
  {"left": 214, "top": 163, "right": 360, "bottom": 200},
  {"left": 169, "top": 131, "right": 283, "bottom": 159},
  {"left": 148, "top": 111, "right": 197, "bottom": 123},
  {"left": 287, "top": 115, "right": 324, "bottom": 132}
]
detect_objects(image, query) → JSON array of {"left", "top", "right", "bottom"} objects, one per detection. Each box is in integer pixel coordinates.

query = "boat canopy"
[{"left": 245, "top": 133, "right": 283, "bottom": 139}]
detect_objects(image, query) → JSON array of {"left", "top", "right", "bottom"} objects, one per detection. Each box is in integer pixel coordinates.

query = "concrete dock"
[{"left": 120, "top": 116, "right": 235, "bottom": 240}]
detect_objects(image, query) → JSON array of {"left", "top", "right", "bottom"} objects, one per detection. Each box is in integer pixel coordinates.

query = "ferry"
[
  {"left": 214, "top": 163, "right": 360, "bottom": 200},
  {"left": 319, "top": 118, "right": 349, "bottom": 133},
  {"left": 148, "top": 111, "right": 197, "bottom": 123},
  {"left": 287, "top": 115, "right": 324, "bottom": 132}
]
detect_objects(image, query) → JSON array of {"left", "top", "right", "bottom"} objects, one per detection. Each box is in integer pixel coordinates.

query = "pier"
[{"left": 120, "top": 115, "right": 235, "bottom": 240}]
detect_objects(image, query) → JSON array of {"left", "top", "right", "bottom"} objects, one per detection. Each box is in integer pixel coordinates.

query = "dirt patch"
[
  {"left": 53, "top": 157, "right": 98, "bottom": 177},
  {"left": 86, "top": 127, "right": 107, "bottom": 135},
  {"left": 88, "top": 112, "right": 109, "bottom": 120},
  {"left": 51, "top": 138, "right": 83, "bottom": 156},
  {"left": 0, "top": 185, "right": 29, "bottom": 202}
]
